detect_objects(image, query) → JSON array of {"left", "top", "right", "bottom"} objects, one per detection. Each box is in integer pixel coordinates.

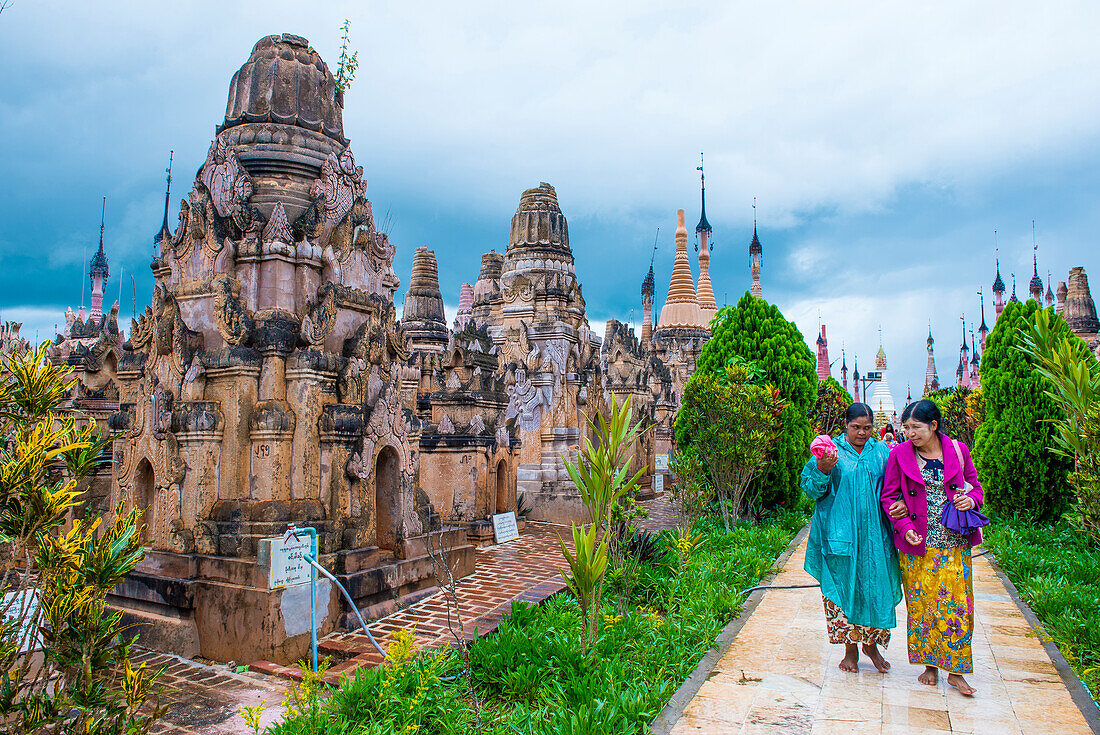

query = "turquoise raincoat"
[{"left": 801, "top": 436, "right": 901, "bottom": 630}]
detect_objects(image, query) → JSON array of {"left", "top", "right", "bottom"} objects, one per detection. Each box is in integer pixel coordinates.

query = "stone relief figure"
[
  {"left": 200, "top": 137, "right": 252, "bottom": 220},
  {"left": 152, "top": 383, "right": 174, "bottom": 439},
  {"left": 300, "top": 283, "right": 338, "bottom": 347},
  {"left": 182, "top": 356, "right": 206, "bottom": 401},
  {"left": 338, "top": 356, "right": 367, "bottom": 404},
  {"left": 211, "top": 275, "right": 254, "bottom": 347},
  {"left": 310, "top": 148, "right": 366, "bottom": 247},
  {"left": 505, "top": 367, "right": 549, "bottom": 433},
  {"left": 345, "top": 452, "right": 371, "bottom": 481}
]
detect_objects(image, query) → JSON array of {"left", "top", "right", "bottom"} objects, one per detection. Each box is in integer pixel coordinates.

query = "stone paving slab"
[{"left": 656, "top": 534, "right": 1100, "bottom": 735}]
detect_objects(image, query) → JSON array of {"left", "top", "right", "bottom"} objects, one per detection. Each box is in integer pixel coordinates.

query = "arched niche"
[{"left": 375, "top": 446, "right": 400, "bottom": 552}]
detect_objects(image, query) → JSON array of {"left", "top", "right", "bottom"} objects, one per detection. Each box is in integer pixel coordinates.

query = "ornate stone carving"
[
  {"left": 345, "top": 452, "right": 370, "bottom": 481},
  {"left": 128, "top": 285, "right": 202, "bottom": 371},
  {"left": 445, "top": 370, "right": 462, "bottom": 391},
  {"left": 211, "top": 275, "right": 254, "bottom": 346},
  {"left": 300, "top": 283, "right": 338, "bottom": 347},
  {"left": 310, "top": 149, "right": 366, "bottom": 246},
  {"left": 200, "top": 137, "right": 253, "bottom": 221},
  {"left": 505, "top": 367, "right": 549, "bottom": 432},
  {"left": 438, "top": 414, "right": 455, "bottom": 434},
  {"left": 262, "top": 202, "right": 293, "bottom": 245},
  {"left": 469, "top": 414, "right": 486, "bottom": 435}
]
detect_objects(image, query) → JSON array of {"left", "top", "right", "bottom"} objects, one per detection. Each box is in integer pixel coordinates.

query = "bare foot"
[
  {"left": 839, "top": 643, "right": 859, "bottom": 673},
  {"left": 948, "top": 673, "right": 977, "bottom": 696},
  {"left": 917, "top": 666, "right": 939, "bottom": 686},
  {"left": 862, "top": 644, "right": 890, "bottom": 673}
]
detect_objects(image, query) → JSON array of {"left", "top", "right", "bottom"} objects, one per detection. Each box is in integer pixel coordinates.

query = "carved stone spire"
[
  {"left": 402, "top": 247, "right": 448, "bottom": 352},
  {"left": 655, "top": 209, "right": 705, "bottom": 332},
  {"left": 641, "top": 264, "right": 655, "bottom": 347},
  {"left": 454, "top": 282, "right": 474, "bottom": 330},
  {"left": 1064, "top": 267, "right": 1100, "bottom": 338}
]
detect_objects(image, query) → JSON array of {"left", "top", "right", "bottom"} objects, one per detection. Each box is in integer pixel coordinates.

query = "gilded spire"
[{"left": 655, "top": 209, "right": 705, "bottom": 332}]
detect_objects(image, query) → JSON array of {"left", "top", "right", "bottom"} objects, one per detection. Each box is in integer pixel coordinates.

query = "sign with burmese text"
[
  {"left": 655, "top": 453, "right": 670, "bottom": 471},
  {"left": 492, "top": 512, "right": 520, "bottom": 544},
  {"left": 653, "top": 474, "right": 664, "bottom": 493},
  {"left": 260, "top": 536, "right": 312, "bottom": 589}
]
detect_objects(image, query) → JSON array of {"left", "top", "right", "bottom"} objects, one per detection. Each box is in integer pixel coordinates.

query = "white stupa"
[{"left": 867, "top": 341, "right": 897, "bottom": 428}]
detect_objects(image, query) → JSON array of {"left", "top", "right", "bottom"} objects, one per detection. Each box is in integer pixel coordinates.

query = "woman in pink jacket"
[{"left": 881, "top": 399, "right": 983, "bottom": 696}]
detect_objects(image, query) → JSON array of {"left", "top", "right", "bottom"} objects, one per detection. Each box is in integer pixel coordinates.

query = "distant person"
[
  {"left": 882, "top": 399, "right": 984, "bottom": 696},
  {"left": 802, "top": 403, "right": 901, "bottom": 674},
  {"left": 882, "top": 432, "right": 898, "bottom": 448}
]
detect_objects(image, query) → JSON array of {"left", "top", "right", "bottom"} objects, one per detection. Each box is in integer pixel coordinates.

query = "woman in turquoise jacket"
[{"left": 802, "top": 403, "right": 902, "bottom": 673}]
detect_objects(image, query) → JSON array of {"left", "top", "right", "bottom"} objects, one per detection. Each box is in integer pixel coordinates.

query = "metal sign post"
[{"left": 283, "top": 524, "right": 318, "bottom": 672}]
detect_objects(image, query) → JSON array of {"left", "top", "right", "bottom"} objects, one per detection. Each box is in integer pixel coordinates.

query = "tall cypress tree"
[
  {"left": 694, "top": 292, "right": 817, "bottom": 509},
  {"left": 974, "top": 299, "right": 1073, "bottom": 519}
]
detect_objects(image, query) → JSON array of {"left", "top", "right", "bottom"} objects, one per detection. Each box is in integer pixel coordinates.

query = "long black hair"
[
  {"left": 845, "top": 402, "right": 874, "bottom": 424},
  {"left": 900, "top": 399, "right": 941, "bottom": 431}
]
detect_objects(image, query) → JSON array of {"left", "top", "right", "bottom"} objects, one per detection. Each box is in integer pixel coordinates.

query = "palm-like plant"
[
  {"left": 1018, "top": 309, "right": 1100, "bottom": 543},
  {"left": 0, "top": 343, "right": 164, "bottom": 733},
  {"left": 558, "top": 395, "right": 647, "bottom": 651}
]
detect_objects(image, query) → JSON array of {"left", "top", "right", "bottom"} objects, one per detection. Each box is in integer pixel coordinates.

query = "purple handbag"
[
  {"left": 941, "top": 502, "right": 990, "bottom": 535},
  {"left": 940, "top": 438, "right": 990, "bottom": 535}
]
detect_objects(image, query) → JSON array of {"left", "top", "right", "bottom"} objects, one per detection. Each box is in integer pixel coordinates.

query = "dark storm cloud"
[{"left": 1, "top": 1, "right": 1098, "bottom": 396}]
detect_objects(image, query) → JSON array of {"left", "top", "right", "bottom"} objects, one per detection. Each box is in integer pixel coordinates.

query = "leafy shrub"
[
  {"left": 693, "top": 293, "right": 817, "bottom": 509},
  {"left": 973, "top": 300, "right": 1073, "bottom": 520},
  {"left": 809, "top": 377, "right": 853, "bottom": 437},
  {"left": 674, "top": 366, "right": 787, "bottom": 528},
  {"left": 0, "top": 343, "right": 163, "bottom": 734},
  {"left": 265, "top": 507, "right": 808, "bottom": 735},
  {"left": 926, "top": 385, "right": 977, "bottom": 448}
]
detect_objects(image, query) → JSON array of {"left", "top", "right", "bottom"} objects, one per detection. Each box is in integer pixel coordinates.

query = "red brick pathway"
[
  {"left": 140, "top": 491, "right": 680, "bottom": 731},
  {"left": 253, "top": 491, "right": 680, "bottom": 684},
  {"left": 135, "top": 649, "right": 286, "bottom": 735}
]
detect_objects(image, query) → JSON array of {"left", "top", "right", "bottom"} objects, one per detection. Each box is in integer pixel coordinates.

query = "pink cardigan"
[{"left": 880, "top": 436, "right": 984, "bottom": 557}]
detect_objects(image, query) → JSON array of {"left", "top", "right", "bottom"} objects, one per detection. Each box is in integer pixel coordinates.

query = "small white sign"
[
  {"left": 492, "top": 511, "right": 520, "bottom": 544},
  {"left": 652, "top": 474, "right": 664, "bottom": 493},
  {"left": 2, "top": 589, "right": 41, "bottom": 653},
  {"left": 261, "top": 535, "right": 313, "bottom": 589},
  {"left": 655, "top": 454, "right": 670, "bottom": 471}
]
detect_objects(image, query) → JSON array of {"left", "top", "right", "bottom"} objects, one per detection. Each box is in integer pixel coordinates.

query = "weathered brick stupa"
[
  {"left": 457, "top": 183, "right": 605, "bottom": 522},
  {"left": 102, "top": 34, "right": 473, "bottom": 664}
]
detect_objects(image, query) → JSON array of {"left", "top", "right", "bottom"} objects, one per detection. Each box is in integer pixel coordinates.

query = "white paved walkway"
[{"left": 667, "top": 536, "right": 1096, "bottom": 734}]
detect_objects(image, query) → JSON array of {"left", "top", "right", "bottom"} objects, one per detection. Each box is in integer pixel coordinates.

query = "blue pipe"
[{"left": 290, "top": 525, "right": 319, "bottom": 673}]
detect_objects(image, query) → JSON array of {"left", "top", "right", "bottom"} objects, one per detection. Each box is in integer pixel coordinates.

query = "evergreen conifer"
[
  {"left": 693, "top": 292, "right": 817, "bottom": 509},
  {"left": 974, "top": 299, "right": 1073, "bottom": 519}
]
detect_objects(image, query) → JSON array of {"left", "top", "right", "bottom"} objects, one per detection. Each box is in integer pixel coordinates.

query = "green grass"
[
  {"left": 262, "top": 508, "right": 808, "bottom": 734},
  {"left": 983, "top": 514, "right": 1100, "bottom": 699}
]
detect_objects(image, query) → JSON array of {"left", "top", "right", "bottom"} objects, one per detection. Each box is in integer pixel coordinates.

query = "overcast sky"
[{"left": 2, "top": 1, "right": 1098, "bottom": 401}]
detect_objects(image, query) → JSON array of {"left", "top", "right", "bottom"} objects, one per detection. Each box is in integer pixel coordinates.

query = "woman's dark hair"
[
  {"left": 901, "top": 399, "right": 941, "bottom": 430},
  {"left": 845, "top": 403, "right": 874, "bottom": 423},
  {"left": 884, "top": 423, "right": 895, "bottom": 434}
]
